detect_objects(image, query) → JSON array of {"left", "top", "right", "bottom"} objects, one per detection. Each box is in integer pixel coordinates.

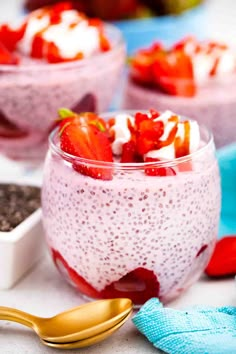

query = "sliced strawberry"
[
  {"left": 31, "top": 33, "right": 45, "bottom": 59},
  {"left": 144, "top": 157, "right": 177, "bottom": 176},
  {"left": 59, "top": 111, "right": 113, "bottom": 180},
  {"left": 121, "top": 140, "right": 139, "bottom": 163},
  {"left": 52, "top": 249, "right": 101, "bottom": 299},
  {"left": 205, "top": 237, "right": 236, "bottom": 277},
  {"left": 152, "top": 49, "right": 196, "bottom": 97},
  {"left": 0, "top": 22, "right": 27, "bottom": 52},
  {"left": 48, "top": 2, "right": 73, "bottom": 25},
  {"left": 101, "top": 267, "right": 160, "bottom": 305},
  {"left": 136, "top": 136, "right": 155, "bottom": 155},
  {"left": 130, "top": 43, "right": 163, "bottom": 86},
  {"left": 0, "top": 41, "right": 19, "bottom": 65},
  {"left": 138, "top": 119, "right": 164, "bottom": 141}
]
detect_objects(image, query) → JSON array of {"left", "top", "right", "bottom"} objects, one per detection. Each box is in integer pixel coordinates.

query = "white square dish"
[{"left": 0, "top": 181, "right": 45, "bottom": 289}]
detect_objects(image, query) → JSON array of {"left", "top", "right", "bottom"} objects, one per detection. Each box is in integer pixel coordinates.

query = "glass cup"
[
  {"left": 42, "top": 111, "right": 221, "bottom": 306},
  {"left": 0, "top": 24, "right": 125, "bottom": 161}
]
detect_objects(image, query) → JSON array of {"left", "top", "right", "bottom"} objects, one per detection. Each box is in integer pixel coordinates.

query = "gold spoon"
[
  {"left": 41, "top": 311, "right": 132, "bottom": 349},
  {"left": 0, "top": 298, "right": 132, "bottom": 343}
]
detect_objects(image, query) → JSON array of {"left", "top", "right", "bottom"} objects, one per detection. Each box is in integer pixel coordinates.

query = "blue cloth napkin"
[
  {"left": 217, "top": 143, "right": 236, "bottom": 237},
  {"left": 133, "top": 298, "right": 236, "bottom": 354}
]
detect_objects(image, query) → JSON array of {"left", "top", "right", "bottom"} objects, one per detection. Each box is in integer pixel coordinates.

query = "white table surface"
[
  {"left": 0, "top": 0, "right": 236, "bottom": 353},
  {"left": 0, "top": 252, "right": 235, "bottom": 354}
]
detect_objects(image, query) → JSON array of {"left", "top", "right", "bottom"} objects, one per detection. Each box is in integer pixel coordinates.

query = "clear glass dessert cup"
[
  {"left": 123, "top": 75, "right": 236, "bottom": 148},
  {"left": 0, "top": 24, "right": 125, "bottom": 161},
  {"left": 42, "top": 112, "right": 221, "bottom": 306}
]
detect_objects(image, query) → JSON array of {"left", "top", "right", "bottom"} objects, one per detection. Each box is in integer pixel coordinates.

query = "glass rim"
[
  {"left": 48, "top": 110, "right": 214, "bottom": 170},
  {"left": 0, "top": 23, "right": 124, "bottom": 73}
]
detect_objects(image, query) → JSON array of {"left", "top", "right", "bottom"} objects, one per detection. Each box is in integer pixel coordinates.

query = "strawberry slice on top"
[
  {"left": 152, "top": 49, "right": 196, "bottom": 97},
  {"left": 0, "top": 41, "right": 19, "bottom": 65},
  {"left": 58, "top": 108, "right": 113, "bottom": 180}
]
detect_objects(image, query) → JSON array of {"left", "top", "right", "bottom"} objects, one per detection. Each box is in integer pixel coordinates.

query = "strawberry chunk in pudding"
[
  {"left": 124, "top": 37, "right": 236, "bottom": 147},
  {"left": 0, "top": 2, "right": 125, "bottom": 160},
  {"left": 42, "top": 108, "right": 221, "bottom": 305}
]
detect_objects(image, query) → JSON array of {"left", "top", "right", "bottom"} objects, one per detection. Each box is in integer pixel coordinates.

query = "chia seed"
[{"left": 0, "top": 184, "right": 41, "bottom": 232}]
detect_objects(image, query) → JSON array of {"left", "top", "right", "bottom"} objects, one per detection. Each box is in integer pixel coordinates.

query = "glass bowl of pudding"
[
  {"left": 0, "top": 3, "right": 125, "bottom": 161},
  {"left": 42, "top": 108, "right": 221, "bottom": 306},
  {"left": 123, "top": 37, "right": 236, "bottom": 148}
]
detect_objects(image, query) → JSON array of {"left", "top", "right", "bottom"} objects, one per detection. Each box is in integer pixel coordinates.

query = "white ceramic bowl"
[{"left": 0, "top": 185, "right": 45, "bottom": 289}]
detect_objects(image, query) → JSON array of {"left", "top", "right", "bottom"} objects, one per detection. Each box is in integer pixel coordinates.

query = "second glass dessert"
[{"left": 0, "top": 3, "right": 125, "bottom": 160}]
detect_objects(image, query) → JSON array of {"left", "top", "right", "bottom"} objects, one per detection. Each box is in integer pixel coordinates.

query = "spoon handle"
[{"left": 0, "top": 307, "right": 37, "bottom": 329}]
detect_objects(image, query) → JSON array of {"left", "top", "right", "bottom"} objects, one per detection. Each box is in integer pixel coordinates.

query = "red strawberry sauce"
[{"left": 42, "top": 126, "right": 221, "bottom": 305}]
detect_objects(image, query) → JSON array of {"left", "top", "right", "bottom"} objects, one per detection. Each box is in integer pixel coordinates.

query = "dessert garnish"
[
  {"left": 0, "top": 184, "right": 41, "bottom": 232},
  {"left": 205, "top": 237, "right": 236, "bottom": 277},
  {"left": 130, "top": 37, "right": 236, "bottom": 96},
  {"left": 0, "top": 2, "right": 111, "bottom": 64},
  {"left": 58, "top": 108, "right": 200, "bottom": 179}
]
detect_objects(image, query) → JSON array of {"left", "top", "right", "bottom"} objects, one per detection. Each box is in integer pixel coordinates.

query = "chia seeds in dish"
[{"left": 0, "top": 184, "right": 41, "bottom": 232}]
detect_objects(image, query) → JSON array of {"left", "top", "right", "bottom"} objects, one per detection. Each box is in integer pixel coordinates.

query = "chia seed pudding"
[
  {"left": 123, "top": 37, "right": 236, "bottom": 148},
  {"left": 42, "top": 111, "right": 221, "bottom": 305},
  {"left": 0, "top": 5, "right": 125, "bottom": 160}
]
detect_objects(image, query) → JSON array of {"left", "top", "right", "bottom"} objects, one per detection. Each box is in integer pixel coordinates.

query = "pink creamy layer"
[
  {"left": 42, "top": 151, "right": 221, "bottom": 301},
  {"left": 123, "top": 77, "right": 236, "bottom": 148},
  {"left": 0, "top": 45, "right": 125, "bottom": 159}
]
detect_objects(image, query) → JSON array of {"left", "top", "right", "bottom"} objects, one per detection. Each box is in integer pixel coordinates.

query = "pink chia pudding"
[
  {"left": 0, "top": 4, "right": 125, "bottom": 160},
  {"left": 123, "top": 37, "right": 236, "bottom": 148},
  {"left": 42, "top": 109, "right": 221, "bottom": 305}
]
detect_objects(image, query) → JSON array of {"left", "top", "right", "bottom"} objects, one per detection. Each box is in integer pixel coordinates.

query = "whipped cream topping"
[
  {"left": 110, "top": 114, "right": 135, "bottom": 156},
  {"left": 145, "top": 111, "right": 200, "bottom": 160},
  {"left": 16, "top": 8, "right": 107, "bottom": 60},
  {"left": 109, "top": 110, "right": 200, "bottom": 161},
  {"left": 181, "top": 38, "right": 236, "bottom": 83}
]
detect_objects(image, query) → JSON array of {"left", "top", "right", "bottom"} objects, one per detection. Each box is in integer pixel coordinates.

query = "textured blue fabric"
[
  {"left": 217, "top": 143, "right": 236, "bottom": 237},
  {"left": 133, "top": 298, "right": 236, "bottom": 354}
]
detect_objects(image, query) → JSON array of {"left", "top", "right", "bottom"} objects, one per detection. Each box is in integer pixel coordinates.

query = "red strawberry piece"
[
  {"left": 0, "top": 41, "right": 19, "bottom": 65},
  {"left": 130, "top": 43, "right": 163, "bottom": 86},
  {"left": 59, "top": 112, "right": 113, "bottom": 180},
  {"left": 52, "top": 249, "right": 101, "bottom": 299},
  {"left": 0, "top": 22, "right": 27, "bottom": 52},
  {"left": 136, "top": 136, "right": 156, "bottom": 155},
  {"left": 144, "top": 157, "right": 177, "bottom": 177},
  {"left": 152, "top": 49, "right": 196, "bottom": 97},
  {"left": 138, "top": 119, "right": 164, "bottom": 141},
  {"left": 121, "top": 140, "right": 139, "bottom": 163},
  {"left": 100, "top": 267, "right": 160, "bottom": 305},
  {"left": 31, "top": 33, "right": 45, "bottom": 59},
  {"left": 48, "top": 2, "right": 73, "bottom": 24},
  {"left": 205, "top": 236, "right": 236, "bottom": 277},
  {"left": 135, "top": 112, "right": 150, "bottom": 128}
]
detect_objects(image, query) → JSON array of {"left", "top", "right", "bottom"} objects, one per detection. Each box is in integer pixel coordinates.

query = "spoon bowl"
[
  {"left": 0, "top": 298, "right": 133, "bottom": 343},
  {"left": 41, "top": 311, "right": 132, "bottom": 349}
]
